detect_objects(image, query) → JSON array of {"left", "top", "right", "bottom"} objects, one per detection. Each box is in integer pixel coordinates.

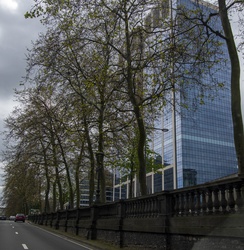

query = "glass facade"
[
  {"left": 152, "top": 0, "right": 238, "bottom": 189},
  {"left": 158, "top": 80, "right": 238, "bottom": 190}
]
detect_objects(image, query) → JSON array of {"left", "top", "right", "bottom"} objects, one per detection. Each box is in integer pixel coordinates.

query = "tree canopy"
[{"left": 1, "top": 0, "right": 243, "bottom": 214}]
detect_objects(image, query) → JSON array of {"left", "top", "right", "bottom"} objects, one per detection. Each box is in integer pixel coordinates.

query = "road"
[{"left": 0, "top": 220, "right": 94, "bottom": 250}]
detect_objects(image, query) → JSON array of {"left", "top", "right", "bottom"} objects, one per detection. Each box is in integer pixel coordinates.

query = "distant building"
[{"left": 80, "top": 171, "right": 114, "bottom": 206}]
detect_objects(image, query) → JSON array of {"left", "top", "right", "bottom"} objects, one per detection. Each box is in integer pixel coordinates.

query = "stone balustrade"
[
  {"left": 171, "top": 177, "right": 244, "bottom": 216},
  {"left": 29, "top": 176, "right": 244, "bottom": 249}
]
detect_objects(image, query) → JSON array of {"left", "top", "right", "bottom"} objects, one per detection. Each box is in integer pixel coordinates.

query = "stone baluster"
[
  {"left": 145, "top": 199, "right": 149, "bottom": 216},
  {"left": 144, "top": 199, "right": 148, "bottom": 216},
  {"left": 189, "top": 191, "right": 195, "bottom": 215},
  {"left": 227, "top": 185, "right": 235, "bottom": 213},
  {"left": 135, "top": 201, "right": 139, "bottom": 217},
  {"left": 213, "top": 188, "right": 220, "bottom": 214},
  {"left": 147, "top": 198, "right": 151, "bottom": 216},
  {"left": 219, "top": 185, "right": 227, "bottom": 213},
  {"left": 235, "top": 183, "right": 243, "bottom": 212},
  {"left": 151, "top": 198, "right": 154, "bottom": 216},
  {"left": 152, "top": 198, "right": 157, "bottom": 216},
  {"left": 201, "top": 190, "right": 207, "bottom": 215},
  {"left": 130, "top": 202, "right": 134, "bottom": 217},
  {"left": 207, "top": 188, "right": 213, "bottom": 214},
  {"left": 177, "top": 193, "right": 182, "bottom": 216},
  {"left": 125, "top": 202, "right": 128, "bottom": 217},
  {"left": 136, "top": 201, "right": 139, "bottom": 216},
  {"left": 184, "top": 192, "right": 189, "bottom": 216},
  {"left": 148, "top": 199, "right": 151, "bottom": 216},
  {"left": 139, "top": 200, "right": 143, "bottom": 216},
  {"left": 131, "top": 202, "right": 134, "bottom": 217},
  {"left": 130, "top": 202, "right": 133, "bottom": 217},
  {"left": 140, "top": 201, "right": 143, "bottom": 216},
  {"left": 148, "top": 198, "right": 152, "bottom": 216},
  {"left": 146, "top": 199, "right": 149, "bottom": 216},
  {"left": 151, "top": 198, "right": 156, "bottom": 216},
  {"left": 174, "top": 194, "right": 179, "bottom": 216},
  {"left": 150, "top": 198, "right": 154, "bottom": 216},
  {"left": 128, "top": 202, "right": 132, "bottom": 217},
  {"left": 127, "top": 202, "right": 131, "bottom": 217},
  {"left": 195, "top": 190, "right": 201, "bottom": 215},
  {"left": 142, "top": 200, "right": 146, "bottom": 216},
  {"left": 147, "top": 199, "right": 150, "bottom": 216},
  {"left": 155, "top": 198, "right": 159, "bottom": 216}
]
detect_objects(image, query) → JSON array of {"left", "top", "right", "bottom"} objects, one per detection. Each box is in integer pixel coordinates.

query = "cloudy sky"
[
  {"left": 0, "top": 0, "right": 44, "bottom": 197},
  {"left": 0, "top": 0, "right": 44, "bottom": 147}
]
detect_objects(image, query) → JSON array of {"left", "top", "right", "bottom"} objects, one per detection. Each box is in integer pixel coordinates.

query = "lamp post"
[
  {"left": 95, "top": 152, "right": 104, "bottom": 204},
  {"left": 146, "top": 127, "right": 169, "bottom": 133}
]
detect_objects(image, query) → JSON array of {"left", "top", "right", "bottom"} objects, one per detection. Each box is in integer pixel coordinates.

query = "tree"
[
  {"left": 82, "top": 0, "right": 226, "bottom": 195},
  {"left": 218, "top": 0, "right": 244, "bottom": 177},
  {"left": 20, "top": 0, "right": 239, "bottom": 200}
]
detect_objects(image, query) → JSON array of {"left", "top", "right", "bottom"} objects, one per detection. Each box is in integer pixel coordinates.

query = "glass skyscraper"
[{"left": 152, "top": 0, "right": 238, "bottom": 190}]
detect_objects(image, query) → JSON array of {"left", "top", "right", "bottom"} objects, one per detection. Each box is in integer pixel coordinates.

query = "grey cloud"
[
  {"left": 0, "top": 4, "right": 43, "bottom": 101},
  {"left": 0, "top": 2, "right": 44, "bottom": 154}
]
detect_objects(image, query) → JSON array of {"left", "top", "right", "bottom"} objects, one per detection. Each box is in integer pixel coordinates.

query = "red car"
[{"left": 15, "top": 214, "right": 25, "bottom": 222}]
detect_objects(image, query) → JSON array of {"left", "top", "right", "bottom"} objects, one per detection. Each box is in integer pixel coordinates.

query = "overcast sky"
[
  {"left": 0, "top": 0, "right": 44, "bottom": 197},
  {"left": 0, "top": 0, "right": 44, "bottom": 147}
]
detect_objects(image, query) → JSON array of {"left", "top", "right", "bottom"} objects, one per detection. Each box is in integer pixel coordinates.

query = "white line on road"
[
  {"left": 22, "top": 244, "right": 28, "bottom": 249},
  {"left": 15, "top": 232, "right": 18, "bottom": 234}
]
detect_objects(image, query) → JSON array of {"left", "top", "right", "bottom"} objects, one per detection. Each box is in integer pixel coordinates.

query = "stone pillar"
[
  {"left": 158, "top": 192, "right": 172, "bottom": 232},
  {"left": 87, "top": 205, "right": 98, "bottom": 240},
  {"left": 117, "top": 200, "right": 125, "bottom": 248}
]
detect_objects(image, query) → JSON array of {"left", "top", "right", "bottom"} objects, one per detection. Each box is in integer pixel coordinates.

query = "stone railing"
[
  {"left": 29, "top": 176, "right": 244, "bottom": 249},
  {"left": 171, "top": 177, "right": 244, "bottom": 216}
]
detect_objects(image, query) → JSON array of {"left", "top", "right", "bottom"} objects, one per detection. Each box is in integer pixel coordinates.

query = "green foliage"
[{"left": 3, "top": 0, "right": 242, "bottom": 209}]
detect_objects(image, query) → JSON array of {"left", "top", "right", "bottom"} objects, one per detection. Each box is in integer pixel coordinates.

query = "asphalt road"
[{"left": 0, "top": 220, "right": 94, "bottom": 250}]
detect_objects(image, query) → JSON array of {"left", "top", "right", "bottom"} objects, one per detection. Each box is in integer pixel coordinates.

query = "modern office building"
[
  {"left": 113, "top": 0, "right": 237, "bottom": 199},
  {"left": 156, "top": 0, "right": 237, "bottom": 190}
]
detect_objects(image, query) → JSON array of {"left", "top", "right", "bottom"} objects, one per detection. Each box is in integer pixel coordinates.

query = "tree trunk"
[
  {"left": 98, "top": 110, "right": 106, "bottom": 203},
  {"left": 124, "top": 10, "right": 147, "bottom": 196},
  {"left": 75, "top": 144, "right": 84, "bottom": 208},
  {"left": 56, "top": 134, "right": 74, "bottom": 209},
  {"left": 52, "top": 181, "right": 57, "bottom": 212},
  {"left": 218, "top": 0, "right": 244, "bottom": 177},
  {"left": 43, "top": 150, "right": 50, "bottom": 213},
  {"left": 40, "top": 141, "right": 51, "bottom": 213},
  {"left": 50, "top": 129, "right": 64, "bottom": 210},
  {"left": 84, "top": 118, "right": 96, "bottom": 205}
]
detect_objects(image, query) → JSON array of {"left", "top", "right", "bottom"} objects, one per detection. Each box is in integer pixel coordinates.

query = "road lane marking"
[
  {"left": 15, "top": 232, "right": 19, "bottom": 234},
  {"left": 22, "top": 244, "right": 28, "bottom": 249}
]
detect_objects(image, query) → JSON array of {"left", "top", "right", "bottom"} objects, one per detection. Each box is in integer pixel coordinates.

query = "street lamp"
[
  {"left": 95, "top": 152, "right": 104, "bottom": 204},
  {"left": 146, "top": 127, "right": 169, "bottom": 132}
]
